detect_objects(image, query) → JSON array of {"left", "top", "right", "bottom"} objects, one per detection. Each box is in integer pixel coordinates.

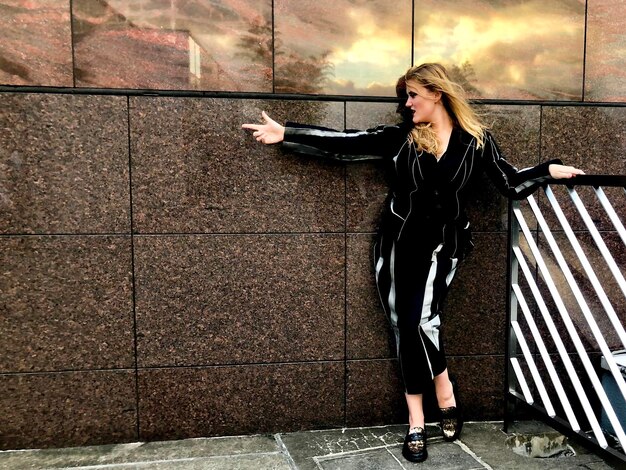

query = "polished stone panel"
[
  {"left": 138, "top": 363, "right": 344, "bottom": 440},
  {"left": 346, "top": 102, "right": 401, "bottom": 130},
  {"left": 0, "top": 370, "right": 136, "bottom": 450},
  {"left": 345, "top": 359, "right": 406, "bottom": 427},
  {"left": 0, "top": 236, "right": 134, "bottom": 373},
  {"left": 134, "top": 234, "right": 344, "bottom": 367},
  {"left": 414, "top": 1, "right": 585, "bottom": 100},
  {"left": 346, "top": 234, "right": 395, "bottom": 360},
  {"left": 445, "top": 233, "right": 509, "bottom": 356},
  {"left": 72, "top": 0, "right": 272, "bottom": 91},
  {"left": 274, "top": 0, "right": 412, "bottom": 95},
  {"left": 585, "top": 0, "right": 626, "bottom": 102},
  {"left": 469, "top": 105, "right": 542, "bottom": 232},
  {"left": 130, "top": 98, "right": 345, "bottom": 233},
  {"left": 0, "top": 94, "right": 130, "bottom": 234},
  {"left": 540, "top": 106, "right": 626, "bottom": 231},
  {"left": 0, "top": 1, "right": 73, "bottom": 86},
  {"left": 345, "top": 162, "right": 388, "bottom": 234},
  {"left": 345, "top": 102, "right": 398, "bottom": 233},
  {"left": 481, "top": 106, "right": 541, "bottom": 166},
  {"left": 447, "top": 355, "right": 506, "bottom": 421},
  {"left": 541, "top": 106, "right": 626, "bottom": 172}
]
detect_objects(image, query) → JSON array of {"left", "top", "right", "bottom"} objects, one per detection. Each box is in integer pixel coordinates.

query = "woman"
[{"left": 242, "top": 63, "right": 583, "bottom": 463}]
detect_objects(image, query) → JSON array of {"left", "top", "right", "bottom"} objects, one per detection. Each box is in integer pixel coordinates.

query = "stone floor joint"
[
  {"left": 55, "top": 451, "right": 284, "bottom": 470},
  {"left": 454, "top": 439, "right": 493, "bottom": 470},
  {"left": 313, "top": 442, "right": 404, "bottom": 462},
  {"left": 385, "top": 446, "right": 409, "bottom": 470},
  {"left": 273, "top": 433, "right": 299, "bottom": 470}
]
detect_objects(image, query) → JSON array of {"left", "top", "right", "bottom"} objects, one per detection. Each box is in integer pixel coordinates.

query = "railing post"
[{"left": 504, "top": 198, "right": 521, "bottom": 432}]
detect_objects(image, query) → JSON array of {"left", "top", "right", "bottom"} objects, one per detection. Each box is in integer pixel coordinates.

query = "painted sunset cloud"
[{"left": 276, "top": 0, "right": 585, "bottom": 99}]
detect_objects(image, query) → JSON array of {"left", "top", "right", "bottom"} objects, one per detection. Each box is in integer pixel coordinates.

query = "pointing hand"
[{"left": 242, "top": 111, "right": 285, "bottom": 144}]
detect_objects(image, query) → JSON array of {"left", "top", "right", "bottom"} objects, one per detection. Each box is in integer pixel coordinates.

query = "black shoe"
[
  {"left": 402, "top": 426, "right": 428, "bottom": 462},
  {"left": 440, "top": 406, "right": 463, "bottom": 441}
]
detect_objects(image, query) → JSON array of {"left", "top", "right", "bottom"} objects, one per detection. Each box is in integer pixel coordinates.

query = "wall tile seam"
[
  {"left": 0, "top": 233, "right": 134, "bottom": 237},
  {"left": 1, "top": 232, "right": 351, "bottom": 237},
  {"left": 0, "top": 360, "right": 356, "bottom": 376},
  {"left": 127, "top": 93, "right": 141, "bottom": 439},
  {"left": 0, "top": 85, "right": 626, "bottom": 109},
  {"left": 346, "top": 354, "right": 505, "bottom": 363},
  {"left": 346, "top": 348, "right": 507, "bottom": 360},
  {"left": 2, "top": 228, "right": 593, "bottom": 238},
  {"left": 345, "top": 357, "right": 398, "bottom": 362},
  {"left": 1, "top": 88, "right": 626, "bottom": 107},
  {"left": 135, "top": 359, "right": 351, "bottom": 370},
  {"left": 346, "top": 230, "right": 511, "bottom": 235},
  {"left": 131, "top": 232, "right": 350, "bottom": 236},
  {"left": 342, "top": 100, "right": 349, "bottom": 428},
  {"left": 0, "top": 230, "right": 517, "bottom": 236},
  {"left": 0, "top": 368, "right": 137, "bottom": 377}
]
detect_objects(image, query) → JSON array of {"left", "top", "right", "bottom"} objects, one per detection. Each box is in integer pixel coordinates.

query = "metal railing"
[{"left": 504, "top": 174, "right": 626, "bottom": 463}]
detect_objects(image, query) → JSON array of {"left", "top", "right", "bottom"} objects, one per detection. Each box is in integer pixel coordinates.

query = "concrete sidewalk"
[{"left": 0, "top": 421, "right": 621, "bottom": 469}]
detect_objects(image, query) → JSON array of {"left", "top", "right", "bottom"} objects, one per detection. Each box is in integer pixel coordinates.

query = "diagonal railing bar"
[
  {"left": 511, "top": 283, "right": 579, "bottom": 429},
  {"left": 505, "top": 174, "right": 626, "bottom": 463},
  {"left": 595, "top": 186, "right": 626, "bottom": 247},
  {"left": 511, "top": 319, "right": 556, "bottom": 416},
  {"left": 527, "top": 193, "right": 626, "bottom": 448},
  {"left": 513, "top": 206, "right": 611, "bottom": 448},
  {"left": 510, "top": 357, "right": 534, "bottom": 404},
  {"left": 512, "top": 244, "right": 591, "bottom": 434},
  {"left": 545, "top": 186, "right": 626, "bottom": 350},
  {"left": 567, "top": 188, "right": 626, "bottom": 301}
]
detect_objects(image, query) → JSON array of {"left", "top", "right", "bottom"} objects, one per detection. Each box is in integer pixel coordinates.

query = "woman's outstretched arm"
[
  {"left": 481, "top": 131, "right": 584, "bottom": 199},
  {"left": 243, "top": 111, "right": 405, "bottom": 162}
]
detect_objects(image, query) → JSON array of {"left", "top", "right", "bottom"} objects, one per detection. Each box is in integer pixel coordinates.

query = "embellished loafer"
[
  {"left": 440, "top": 406, "right": 463, "bottom": 441},
  {"left": 402, "top": 426, "right": 428, "bottom": 462}
]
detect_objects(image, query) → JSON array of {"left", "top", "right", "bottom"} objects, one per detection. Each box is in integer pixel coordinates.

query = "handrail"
[
  {"left": 504, "top": 173, "right": 626, "bottom": 464},
  {"left": 545, "top": 174, "right": 626, "bottom": 187}
]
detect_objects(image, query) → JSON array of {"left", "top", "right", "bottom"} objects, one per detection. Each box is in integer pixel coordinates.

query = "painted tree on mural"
[
  {"left": 236, "top": 18, "right": 333, "bottom": 94},
  {"left": 447, "top": 61, "right": 480, "bottom": 96},
  {"left": 273, "top": 48, "right": 334, "bottom": 94},
  {"left": 235, "top": 16, "right": 273, "bottom": 85}
]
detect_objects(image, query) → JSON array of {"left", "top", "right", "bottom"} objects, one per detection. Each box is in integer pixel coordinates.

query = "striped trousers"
[{"left": 375, "top": 235, "right": 459, "bottom": 394}]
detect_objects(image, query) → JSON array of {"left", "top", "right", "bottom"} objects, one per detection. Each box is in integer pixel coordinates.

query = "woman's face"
[{"left": 405, "top": 80, "right": 440, "bottom": 125}]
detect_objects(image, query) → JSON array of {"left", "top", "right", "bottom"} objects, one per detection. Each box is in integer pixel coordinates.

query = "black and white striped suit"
[{"left": 283, "top": 122, "right": 560, "bottom": 394}]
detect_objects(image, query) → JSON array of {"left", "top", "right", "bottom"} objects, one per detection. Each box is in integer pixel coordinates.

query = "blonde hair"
[{"left": 404, "top": 63, "right": 486, "bottom": 154}]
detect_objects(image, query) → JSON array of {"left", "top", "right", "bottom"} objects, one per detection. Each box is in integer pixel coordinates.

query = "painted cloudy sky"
[
  {"left": 276, "top": 0, "right": 586, "bottom": 99},
  {"left": 68, "top": 0, "right": 622, "bottom": 99}
]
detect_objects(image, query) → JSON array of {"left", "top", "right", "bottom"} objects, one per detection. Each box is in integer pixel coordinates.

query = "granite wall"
[{"left": 1, "top": 0, "right": 625, "bottom": 450}]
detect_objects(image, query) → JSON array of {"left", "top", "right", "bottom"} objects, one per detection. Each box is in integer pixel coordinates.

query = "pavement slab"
[
  {"left": 459, "top": 422, "right": 617, "bottom": 470},
  {"left": 0, "top": 421, "right": 622, "bottom": 469},
  {"left": 0, "top": 435, "right": 279, "bottom": 470}
]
